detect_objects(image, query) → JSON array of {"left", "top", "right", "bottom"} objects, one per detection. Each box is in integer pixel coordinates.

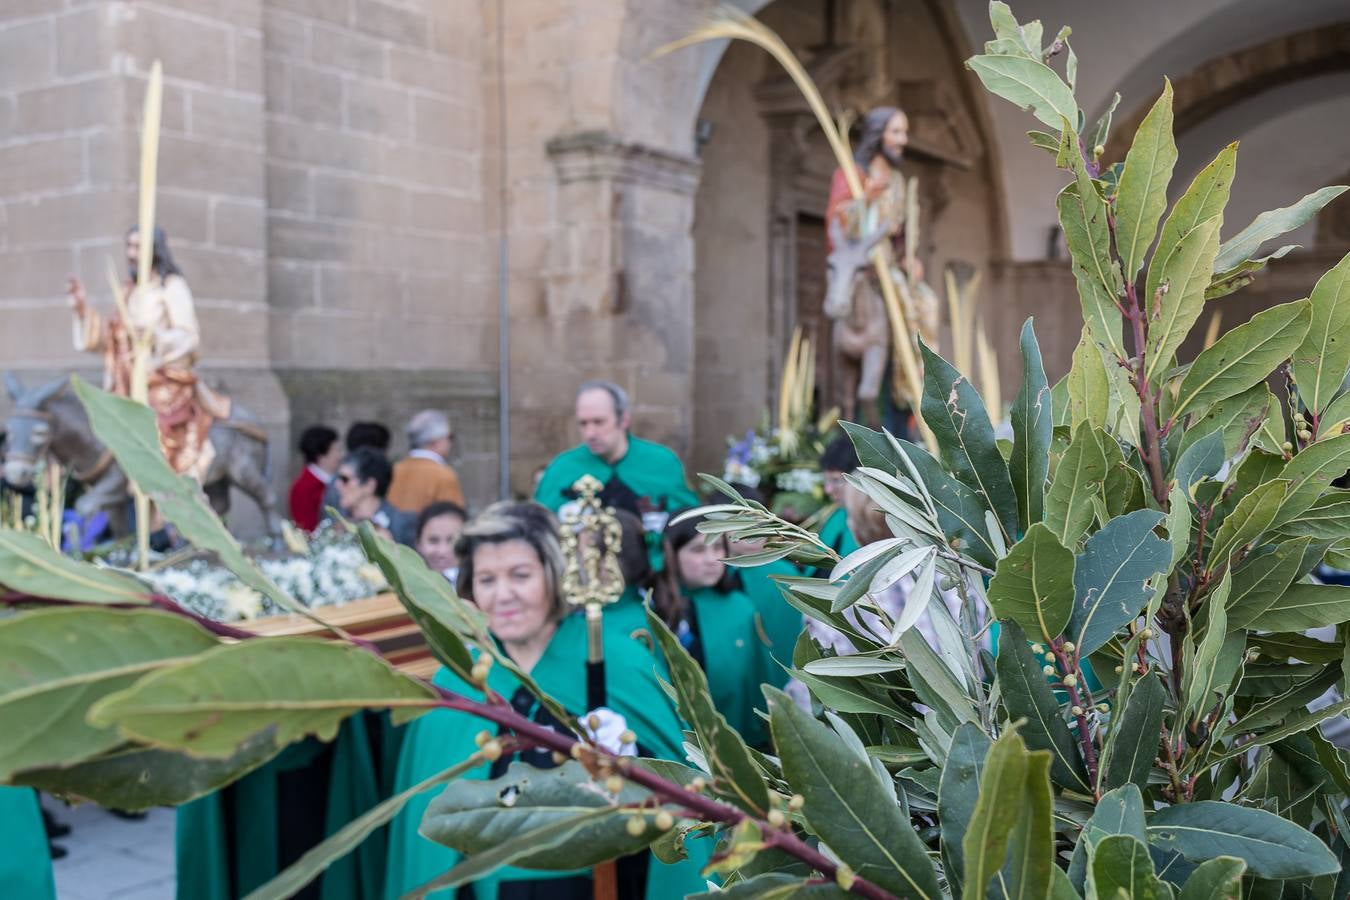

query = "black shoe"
[
  {"left": 108, "top": 808, "right": 147, "bottom": 821},
  {"left": 49, "top": 843, "right": 68, "bottom": 861},
  {"left": 42, "top": 807, "right": 71, "bottom": 839}
]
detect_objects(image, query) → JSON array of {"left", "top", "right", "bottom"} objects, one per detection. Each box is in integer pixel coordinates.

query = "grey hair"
[
  {"left": 406, "top": 409, "right": 451, "bottom": 449},
  {"left": 577, "top": 380, "right": 629, "bottom": 419},
  {"left": 454, "top": 501, "right": 568, "bottom": 620}
]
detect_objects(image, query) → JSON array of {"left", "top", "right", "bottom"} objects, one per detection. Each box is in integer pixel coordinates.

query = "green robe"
[
  {"left": 383, "top": 612, "right": 709, "bottom": 899},
  {"left": 0, "top": 787, "right": 55, "bottom": 900},
  {"left": 533, "top": 436, "right": 698, "bottom": 515},
  {"left": 684, "top": 586, "right": 770, "bottom": 747},
  {"left": 817, "top": 506, "right": 860, "bottom": 559},
  {"left": 738, "top": 559, "right": 804, "bottom": 689},
  {"left": 177, "top": 712, "right": 400, "bottom": 900}
]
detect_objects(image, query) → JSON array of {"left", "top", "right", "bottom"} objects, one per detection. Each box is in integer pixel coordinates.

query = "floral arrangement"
[
  {"left": 721, "top": 328, "right": 836, "bottom": 518},
  {"left": 137, "top": 523, "right": 388, "bottom": 623}
]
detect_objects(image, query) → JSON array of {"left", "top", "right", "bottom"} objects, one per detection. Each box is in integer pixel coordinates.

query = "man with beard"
[{"left": 66, "top": 225, "right": 226, "bottom": 480}]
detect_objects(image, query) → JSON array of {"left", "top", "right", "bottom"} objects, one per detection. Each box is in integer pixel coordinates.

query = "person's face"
[
  {"left": 335, "top": 463, "right": 374, "bottom": 513},
  {"left": 429, "top": 434, "right": 453, "bottom": 459},
  {"left": 417, "top": 514, "right": 464, "bottom": 572},
  {"left": 471, "top": 539, "right": 555, "bottom": 645},
  {"left": 677, "top": 536, "right": 726, "bottom": 590},
  {"left": 576, "top": 389, "right": 629, "bottom": 460},
  {"left": 882, "top": 111, "right": 909, "bottom": 161},
  {"left": 125, "top": 232, "right": 140, "bottom": 273},
  {"left": 823, "top": 468, "right": 847, "bottom": 504},
  {"left": 316, "top": 441, "right": 342, "bottom": 474}
]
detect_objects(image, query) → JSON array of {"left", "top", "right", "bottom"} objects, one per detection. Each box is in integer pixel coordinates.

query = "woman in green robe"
[
  {"left": 384, "top": 502, "right": 708, "bottom": 900},
  {"left": 652, "top": 514, "right": 771, "bottom": 747},
  {"left": 0, "top": 787, "right": 56, "bottom": 899}
]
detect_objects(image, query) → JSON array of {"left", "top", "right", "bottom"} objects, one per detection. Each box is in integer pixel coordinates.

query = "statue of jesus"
[{"left": 66, "top": 225, "right": 223, "bottom": 479}]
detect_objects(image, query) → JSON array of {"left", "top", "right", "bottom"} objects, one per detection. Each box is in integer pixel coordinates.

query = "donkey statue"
[
  {"left": 824, "top": 215, "right": 892, "bottom": 426},
  {"left": 3, "top": 372, "right": 282, "bottom": 539}
]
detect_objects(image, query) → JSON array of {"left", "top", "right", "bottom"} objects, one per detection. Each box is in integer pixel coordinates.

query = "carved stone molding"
[{"left": 545, "top": 130, "right": 702, "bottom": 195}]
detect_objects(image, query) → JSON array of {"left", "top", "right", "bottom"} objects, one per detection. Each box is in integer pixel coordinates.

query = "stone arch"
[
  {"left": 685, "top": 0, "right": 1010, "bottom": 471},
  {"left": 1104, "top": 23, "right": 1350, "bottom": 162}
]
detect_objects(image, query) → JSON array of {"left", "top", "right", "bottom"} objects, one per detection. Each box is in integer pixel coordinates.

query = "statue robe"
[
  {"left": 384, "top": 612, "right": 710, "bottom": 900},
  {"left": 73, "top": 274, "right": 218, "bottom": 479}
]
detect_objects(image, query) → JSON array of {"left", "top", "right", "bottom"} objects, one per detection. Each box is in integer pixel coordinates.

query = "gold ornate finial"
[
  {"left": 560, "top": 475, "right": 625, "bottom": 612},
  {"left": 560, "top": 475, "right": 625, "bottom": 666}
]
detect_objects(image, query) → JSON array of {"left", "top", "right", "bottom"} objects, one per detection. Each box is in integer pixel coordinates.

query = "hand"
[
  {"left": 582, "top": 707, "right": 637, "bottom": 757},
  {"left": 905, "top": 257, "right": 925, "bottom": 283},
  {"left": 67, "top": 276, "right": 87, "bottom": 316}
]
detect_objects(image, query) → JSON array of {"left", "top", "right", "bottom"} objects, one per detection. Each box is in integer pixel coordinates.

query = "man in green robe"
[{"left": 534, "top": 382, "right": 697, "bottom": 530}]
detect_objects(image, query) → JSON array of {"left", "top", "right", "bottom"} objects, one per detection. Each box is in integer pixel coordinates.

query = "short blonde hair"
[{"left": 454, "top": 501, "right": 567, "bottom": 620}]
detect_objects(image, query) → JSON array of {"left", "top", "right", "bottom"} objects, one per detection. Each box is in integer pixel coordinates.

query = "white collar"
[
  {"left": 409, "top": 448, "right": 446, "bottom": 465},
  {"left": 306, "top": 463, "right": 334, "bottom": 484}
]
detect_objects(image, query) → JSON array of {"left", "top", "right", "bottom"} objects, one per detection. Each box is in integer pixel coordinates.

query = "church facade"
[{"left": 3, "top": 0, "right": 1348, "bottom": 525}]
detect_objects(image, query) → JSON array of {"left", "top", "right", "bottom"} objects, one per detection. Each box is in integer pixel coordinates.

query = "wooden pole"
[{"left": 132, "top": 61, "right": 163, "bottom": 570}]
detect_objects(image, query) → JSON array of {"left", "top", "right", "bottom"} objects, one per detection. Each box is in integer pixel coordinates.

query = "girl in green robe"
[
  {"left": 652, "top": 514, "right": 771, "bottom": 747},
  {"left": 0, "top": 787, "right": 55, "bottom": 899},
  {"left": 384, "top": 502, "right": 708, "bottom": 900}
]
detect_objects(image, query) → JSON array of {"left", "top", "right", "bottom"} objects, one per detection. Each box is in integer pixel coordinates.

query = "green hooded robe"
[
  {"left": 533, "top": 437, "right": 697, "bottom": 516},
  {"left": 0, "top": 787, "right": 55, "bottom": 899},
  {"left": 383, "top": 612, "right": 709, "bottom": 899}
]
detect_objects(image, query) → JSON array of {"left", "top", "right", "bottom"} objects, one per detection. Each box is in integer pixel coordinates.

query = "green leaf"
[
  {"left": 1173, "top": 430, "right": 1225, "bottom": 495},
  {"left": 1066, "top": 332, "right": 1113, "bottom": 432},
  {"left": 1205, "top": 479, "right": 1288, "bottom": 567},
  {"left": 1166, "top": 485, "right": 1193, "bottom": 570},
  {"left": 1176, "top": 857, "right": 1246, "bottom": 900},
  {"left": 961, "top": 728, "right": 1052, "bottom": 900},
  {"left": 847, "top": 430, "right": 1000, "bottom": 568},
  {"left": 71, "top": 377, "right": 316, "bottom": 624},
  {"left": 358, "top": 525, "right": 477, "bottom": 681},
  {"left": 11, "top": 731, "right": 283, "bottom": 811},
  {"left": 1317, "top": 391, "right": 1350, "bottom": 435},
  {"left": 0, "top": 529, "right": 149, "bottom": 604},
  {"left": 1012, "top": 319, "right": 1053, "bottom": 532},
  {"left": 1181, "top": 574, "right": 1236, "bottom": 722},
  {"left": 1176, "top": 384, "right": 1275, "bottom": 460},
  {"left": 0, "top": 607, "right": 218, "bottom": 779},
  {"left": 966, "top": 54, "right": 1078, "bottom": 130},
  {"left": 919, "top": 340, "right": 1019, "bottom": 544},
  {"left": 1145, "top": 143, "right": 1238, "bottom": 314},
  {"left": 88, "top": 638, "right": 435, "bottom": 758},
  {"left": 1068, "top": 784, "right": 1148, "bottom": 891},
  {"left": 1172, "top": 299, "right": 1312, "bottom": 424},
  {"left": 1205, "top": 246, "right": 1297, "bottom": 301},
  {"left": 801, "top": 657, "right": 906, "bottom": 677},
  {"left": 1213, "top": 185, "right": 1349, "bottom": 273},
  {"left": 996, "top": 620, "right": 1090, "bottom": 793},
  {"left": 1226, "top": 538, "right": 1312, "bottom": 630},
  {"left": 766, "top": 687, "right": 941, "bottom": 900},
  {"left": 1146, "top": 801, "right": 1340, "bottom": 879},
  {"left": 645, "top": 608, "right": 771, "bottom": 816},
  {"left": 245, "top": 756, "right": 480, "bottom": 900},
  {"left": 1101, "top": 673, "right": 1165, "bottom": 792},
  {"left": 938, "top": 723, "right": 992, "bottom": 896},
  {"left": 689, "top": 874, "right": 849, "bottom": 898},
  {"left": 417, "top": 763, "right": 656, "bottom": 890},
  {"left": 1292, "top": 251, "right": 1350, "bottom": 417},
  {"left": 1028, "top": 130, "right": 1060, "bottom": 156},
  {"left": 988, "top": 524, "right": 1076, "bottom": 642},
  {"left": 1005, "top": 749, "right": 1055, "bottom": 900},
  {"left": 1270, "top": 432, "right": 1350, "bottom": 529},
  {"left": 1044, "top": 422, "right": 1110, "bottom": 547},
  {"left": 1145, "top": 215, "right": 1223, "bottom": 385},
  {"left": 1248, "top": 583, "right": 1350, "bottom": 632},
  {"left": 1280, "top": 490, "right": 1350, "bottom": 541},
  {"left": 1070, "top": 510, "right": 1170, "bottom": 656},
  {"left": 1056, "top": 133, "right": 1127, "bottom": 364},
  {"left": 1089, "top": 835, "right": 1167, "bottom": 900},
  {"left": 1115, "top": 80, "right": 1177, "bottom": 279},
  {"left": 900, "top": 628, "right": 979, "bottom": 731}
]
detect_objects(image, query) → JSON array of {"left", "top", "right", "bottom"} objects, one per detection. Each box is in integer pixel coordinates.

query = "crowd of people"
[{"left": 194, "top": 378, "right": 872, "bottom": 898}]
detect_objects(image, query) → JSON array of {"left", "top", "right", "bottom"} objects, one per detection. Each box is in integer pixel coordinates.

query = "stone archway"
[
  {"left": 1104, "top": 24, "right": 1350, "bottom": 162},
  {"left": 686, "top": 0, "right": 1008, "bottom": 473}
]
